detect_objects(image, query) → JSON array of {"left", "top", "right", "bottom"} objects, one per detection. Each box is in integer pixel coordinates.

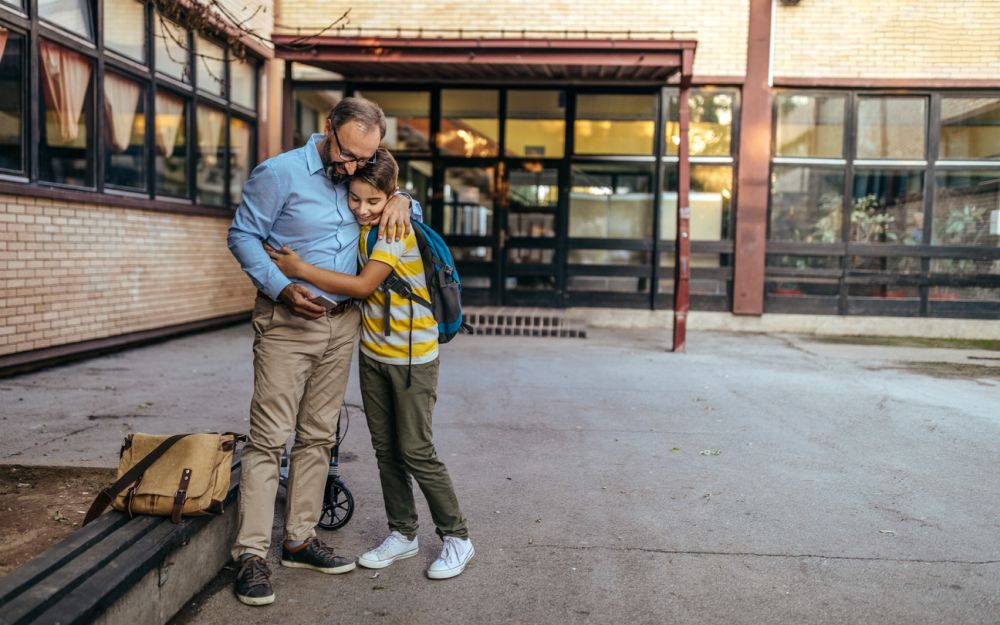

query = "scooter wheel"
[{"left": 317, "top": 477, "right": 354, "bottom": 530}]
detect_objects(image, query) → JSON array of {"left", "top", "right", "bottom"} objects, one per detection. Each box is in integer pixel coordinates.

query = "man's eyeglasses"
[{"left": 330, "top": 123, "right": 377, "bottom": 166}]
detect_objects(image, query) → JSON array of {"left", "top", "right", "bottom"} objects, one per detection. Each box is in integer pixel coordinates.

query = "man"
[{"left": 227, "top": 97, "right": 420, "bottom": 606}]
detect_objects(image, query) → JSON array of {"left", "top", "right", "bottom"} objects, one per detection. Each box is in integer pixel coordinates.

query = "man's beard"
[{"left": 319, "top": 136, "right": 350, "bottom": 184}]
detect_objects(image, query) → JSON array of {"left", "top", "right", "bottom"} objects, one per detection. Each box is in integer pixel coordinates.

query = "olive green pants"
[{"left": 358, "top": 353, "right": 469, "bottom": 540}]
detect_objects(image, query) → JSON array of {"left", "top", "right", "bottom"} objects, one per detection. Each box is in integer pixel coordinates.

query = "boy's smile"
[{"left": 348, "top": 179, "right": 388, "bottom": 226}]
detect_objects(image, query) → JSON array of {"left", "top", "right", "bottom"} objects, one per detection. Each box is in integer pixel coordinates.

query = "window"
[
  {"left": 196, "top": 104, "right": 225, "bottom": 206},
  {"left": 569, "top": 163, "right": 655, "bottom": 241},
  {"left": 356, "top": 90, "right": 430, "bottom": 152},
  {"left": 666, "top": 89, "right": 737, "bottom": 157},
  {"left": 196, "top": 36, "right": 225, "bottom": 98},
  {"left": 155, "top": 90, "right": 187, "bottom": 197},
  {"left": 574, "top": 94, "right": 656, "bottom": 156},
  {"left": 39, "top": 40, "right": 94, "bottom": 186},
  {"left": 0, "top": 2, "right": 260, "bottom": 208},
  {"left": 293, "top": 88, "right": 341, "bottom": 147},
  {"left": 940, "top": 98, "right": 1000, "bottom": 160},
  {"left": 775, "top": 93, "right": 845, "bottom": 158},
  {"left": 769, "top": 89, "right": 1000, "bottom": 317},
  {"left": 438, "top": 89, "right": 499, "bottom": 157},
  {"left": 155, "top": 15, "right": 189, "bottom": 82},
  {"left": 104, "top": 0, "right": 145, "bottom": 62},
  {"left": 856, "top": 97, "right": 927, "bottom": 160},
  {"left": 506, "top": 91, "right": 565, "bottom": 158},
  {"left": 0, "top": 28, "right": 25, "bottom": 173},
  {"left": 104, "top": 72, "right": 145, "bottom": 189},
  {"left": 442, "top": 167, "right": 495, "bottom": 236},
  {"left": 231, "top": 58, "right": 257, "bottom": 110},
  {"left": 38, "top": 0, "right": 94, "bottom": 41}
]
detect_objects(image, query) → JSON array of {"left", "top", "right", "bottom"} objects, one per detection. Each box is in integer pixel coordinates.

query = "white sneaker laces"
[{"left": 376, "top": 533, "right": 408, "bottom": 556}]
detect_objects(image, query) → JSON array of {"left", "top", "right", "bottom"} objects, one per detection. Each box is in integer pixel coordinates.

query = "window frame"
[{"left": 0, "top": 0, "right": 261, "bottom": 214}]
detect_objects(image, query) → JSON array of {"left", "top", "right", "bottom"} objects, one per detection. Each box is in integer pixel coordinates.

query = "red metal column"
[
  {"left": 732, "top": 0, "right": 774, "bottom": 314},
  {"left": 672, "top": 48, "right": 695, "bottom": 353}
]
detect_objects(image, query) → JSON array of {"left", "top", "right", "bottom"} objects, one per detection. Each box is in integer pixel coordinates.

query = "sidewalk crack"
[{"left": 529, "top": 543, "right": 1000, "bottom": 566}]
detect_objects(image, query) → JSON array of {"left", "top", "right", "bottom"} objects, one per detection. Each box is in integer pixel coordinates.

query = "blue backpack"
[{"left": 365, "top": 221, "right": 471, "bottom": 345}]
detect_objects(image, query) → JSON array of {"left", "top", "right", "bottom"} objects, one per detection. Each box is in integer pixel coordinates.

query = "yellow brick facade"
[
  {"left": 274, "top": 0, "right": 750, "bottom": 77},
  {"left": 0, "top": 197, "right": 254, "bottom": 357},
  {"left": 773, "top": 0, "right": 1000, "bottom": 80}
]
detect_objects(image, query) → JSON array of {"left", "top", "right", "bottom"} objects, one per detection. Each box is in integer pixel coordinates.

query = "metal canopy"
[{"left": 273, "top": 36, "right": 696, "bottom": 83}]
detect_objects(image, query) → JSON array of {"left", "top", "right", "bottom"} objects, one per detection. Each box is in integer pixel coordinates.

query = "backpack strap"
[{"left": 83, "top": 434, "right": 192, "bottom": 526}]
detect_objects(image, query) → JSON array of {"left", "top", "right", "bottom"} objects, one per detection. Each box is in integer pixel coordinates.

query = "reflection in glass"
[
  {"left": 38, "top": 0, "right": 94, "bottom": 40},
  {"left": 231, "top": 58, "right": 256, "bottom": 109},
  {"left": 774, "top": 93, "right": 845, "bottom": 158},
  {"left": 438, "top": 89, "right": 498, "bottom": 157},
  {"left": 293, "top": 88, "right": 341, "bottom": 146},
  {"left": 155, "top": 91, "right": 187, "bottom": 197},
  {"left": 851, "top": 169, "right": 924, "bottom": 244},
  {"left": 357, "top": 90, "right": 430, "bottom": 151},
  {"left": 443, "top": 167, "right": 494, "bottom": 236},
  {"left": 196, "top": 105, "right": 226, "bottom": 206},
  {"left": 155, "top": 16, "right": 189, "bottom": 82},
  {"left": 39, "top": 40, "right": 93, "bottom": 186},
  {"left": 768, "top": 166, "right": 845, "bottom": 242},
  {"left": 397, "top": 160, "right": 432, "bottom": 223},
  {"left": 940, "top": 98, "right": 1000, "bottom": 160},
  {"left": 569, "top": 164, "right": 654, "bottom": 239},
  {"left": 506, "top": 91, "right": 565, "bottom": 158},
  {"left": 104, "top": 72, "right": 145, "bottom": 189},
  {"left": 196, "top": 36, "right": 225, "bottom": 97},
  {"left": 661, "top": 164, "right": 733, "bottom": 240},
  {"left": 856, "top": 97, "right": 926, "bottom": 159},
  {"left": 0, "top": 31, "right": 24, "bottom": 172},
  {"left": 508, "top": 167, "right": 558, "bottom": 267},
  {"left": 509, "top": 167, "right": 557, "bottom": 237},
  {"left": 450, "top": 247, "right": 492, "bottom": 262},
  {"left": 229, "top": 117, "right": 253, "bottom": 207},
  {"left": 574, "top": 94, "right": 655, "bottom": 155},
  {"left": 666, "top": 89, "right": 736, "bottom": 157},
  {"left": 932, "top": 170, "right": 1000, "bottom": 247},
  {"left": 104, "top": 0, "right": 145, "bottom": 62}
]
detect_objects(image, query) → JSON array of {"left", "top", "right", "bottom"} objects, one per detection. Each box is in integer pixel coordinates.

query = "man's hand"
[
  {"left": 278, "top": 283, "right": 325, "bottom": 319},
  {"left": 378, "top": 193, "right": 413, "bottom": 242}
]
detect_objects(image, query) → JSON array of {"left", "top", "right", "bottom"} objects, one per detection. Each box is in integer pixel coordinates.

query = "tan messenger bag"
[{"left": 84, "top": 432, "right": 245, "bottom": 526}]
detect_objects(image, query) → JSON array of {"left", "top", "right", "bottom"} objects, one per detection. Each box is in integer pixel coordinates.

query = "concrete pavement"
[{"left": 1, "top": 326, "right": 998, "bottom": 624}]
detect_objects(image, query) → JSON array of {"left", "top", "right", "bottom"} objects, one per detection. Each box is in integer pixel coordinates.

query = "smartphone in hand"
[{"left": 311, "top": 295, "right": 340, "bottom": 310}]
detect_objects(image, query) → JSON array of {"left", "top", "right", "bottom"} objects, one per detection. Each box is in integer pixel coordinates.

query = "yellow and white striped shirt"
[{"left": 358, "top": 226, "right": 439, "bottom": 365}]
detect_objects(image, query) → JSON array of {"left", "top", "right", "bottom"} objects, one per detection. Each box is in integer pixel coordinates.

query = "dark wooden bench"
[{"left": 0, "top": 466, "right": 239, "bottom": 625}]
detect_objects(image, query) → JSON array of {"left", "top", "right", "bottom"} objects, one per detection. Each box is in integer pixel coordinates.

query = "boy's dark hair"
[
  {"left": 329, "top": 96, "right": 387, "bottom": 138},
  {"left": 354, "top": 146, "right": 398, "bottom": 196}
]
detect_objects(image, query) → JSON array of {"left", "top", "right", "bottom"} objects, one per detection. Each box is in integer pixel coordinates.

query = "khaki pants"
[
  {"left": 359, "top": 353, "right": 469, "bottom": 540},
  {"left": 232, "top": 295, "right": 360, "bottom": 559}
]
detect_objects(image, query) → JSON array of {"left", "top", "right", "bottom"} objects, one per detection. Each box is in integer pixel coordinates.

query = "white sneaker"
[
  {"left": 426, "top": 536, "right": 474, "bottom": 580},
  {"left": 357, "top": 531, "right": 419, "bottom": 569}
]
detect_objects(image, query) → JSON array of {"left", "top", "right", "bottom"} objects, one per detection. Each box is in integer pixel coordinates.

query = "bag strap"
[{"left": 83, "top": 434, "right": 192, "bottom": 526}]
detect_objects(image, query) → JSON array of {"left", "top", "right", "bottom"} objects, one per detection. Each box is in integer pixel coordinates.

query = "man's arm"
[
  {"left": 228, "top": 163, "right": 324, "bottom": 318},
  {"left": 227, "top": 163, "right": 292, "bottom": 300}
]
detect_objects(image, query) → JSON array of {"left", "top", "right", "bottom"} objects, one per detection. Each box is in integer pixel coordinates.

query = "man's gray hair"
[{"left": 329, "top": 97, "right": 387, "bottom": 139}]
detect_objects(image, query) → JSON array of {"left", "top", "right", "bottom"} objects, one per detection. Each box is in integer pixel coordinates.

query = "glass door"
[{"left": 501, "top": 163, "right": 563, "bottom": 306}]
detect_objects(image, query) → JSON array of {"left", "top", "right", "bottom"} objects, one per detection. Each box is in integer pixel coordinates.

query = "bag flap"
[{"left": 118, "top": 433, "right": 229, "bottom": 499}]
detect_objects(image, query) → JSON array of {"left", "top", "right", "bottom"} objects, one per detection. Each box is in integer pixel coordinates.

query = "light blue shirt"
[{"left": 227, "top": 134, "right": 422, "bottom": 303}]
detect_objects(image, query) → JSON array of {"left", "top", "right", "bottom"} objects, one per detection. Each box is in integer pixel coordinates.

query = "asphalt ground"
[{"left": 1, "top": 325, "right": 998, "bottom": 625}]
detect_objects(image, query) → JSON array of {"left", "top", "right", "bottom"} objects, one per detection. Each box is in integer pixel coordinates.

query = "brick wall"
[
  {"left": 0, "top": 196, "right": 254, "bottom": 357},
  {"left": 274, "top": 0, "right": 750, "bottom": 77},
  {"left": 773, "top": 0, "right": 1000, "bottom": 79}
]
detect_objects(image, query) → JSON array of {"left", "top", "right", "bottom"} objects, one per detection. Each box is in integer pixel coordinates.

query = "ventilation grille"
[{"left": 464, "top": 307, "right": 586, "bottom": 338}]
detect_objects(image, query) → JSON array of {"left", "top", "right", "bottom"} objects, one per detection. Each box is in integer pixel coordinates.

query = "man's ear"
[{"left": 323, "top": 118, "right": 332, "bottom": 134}]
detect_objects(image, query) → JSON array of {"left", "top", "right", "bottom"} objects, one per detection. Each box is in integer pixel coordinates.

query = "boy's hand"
[
  {"left": 378, "top": 194, "right": 412, "bottom": 242},
  {"left": 266, "top": 245, "right": 306, "bottom": 278}
]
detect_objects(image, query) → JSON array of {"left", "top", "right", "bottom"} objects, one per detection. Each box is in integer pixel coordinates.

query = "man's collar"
[{"left": 306, "top": 133, "right": 326, "bottom": 175}]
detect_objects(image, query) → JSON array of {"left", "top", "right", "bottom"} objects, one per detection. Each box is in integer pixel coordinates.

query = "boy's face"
[{"left": 348, "top": 179, "right": 389, "bottom": 226}]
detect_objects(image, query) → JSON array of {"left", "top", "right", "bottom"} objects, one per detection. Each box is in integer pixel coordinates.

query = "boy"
[{"left": 267, "top": 147, "right": 474, "bottom": 580}]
